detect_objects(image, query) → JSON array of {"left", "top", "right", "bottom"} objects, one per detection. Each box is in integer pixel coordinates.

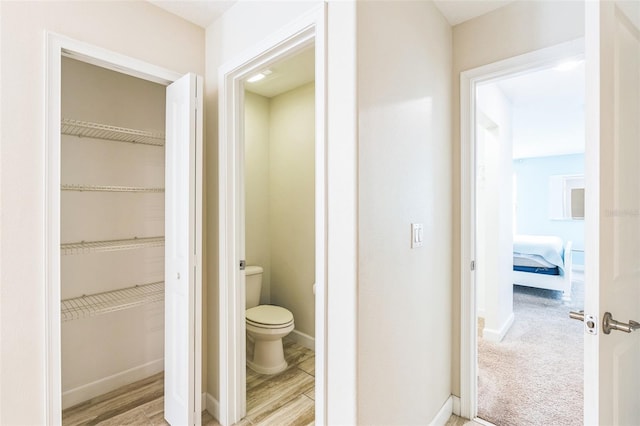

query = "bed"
[{"left": 513, "top": 235, "right": 573, "bottom": 301}]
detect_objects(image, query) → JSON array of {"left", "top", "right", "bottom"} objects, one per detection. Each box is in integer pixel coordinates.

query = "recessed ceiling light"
[
  {"left": 247, "top": 69, "right": 272, "bottom": 83},
  {"left": 247, "top": 73, "right": 265, "bottom": 83},
  {"left": 553, "top": 59, "right": 583, "bottom": 72}
]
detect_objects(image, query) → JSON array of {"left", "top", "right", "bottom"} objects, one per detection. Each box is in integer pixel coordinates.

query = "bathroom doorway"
[
  {"left": 242, "top": 45, "right": 317, "bottom": 423},
  {"left": 217, "top": 10, "right": 327, "bottom": 426}
]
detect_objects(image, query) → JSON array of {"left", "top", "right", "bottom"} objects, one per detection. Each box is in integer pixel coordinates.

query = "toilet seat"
[{"left": 246, "top": 305, "right": 294, "bottom": 329}]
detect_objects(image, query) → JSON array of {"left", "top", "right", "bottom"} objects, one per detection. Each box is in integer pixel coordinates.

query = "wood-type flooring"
[{"left": 62, "top": 338, "right": 315, "bottom": 425}]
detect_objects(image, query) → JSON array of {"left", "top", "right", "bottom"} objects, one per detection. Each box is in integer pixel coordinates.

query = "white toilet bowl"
[{"left": 245, "top": 305, "right": 294, "bottom": 374}]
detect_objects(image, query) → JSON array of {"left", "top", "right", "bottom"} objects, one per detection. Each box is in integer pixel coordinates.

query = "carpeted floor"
[{"left": 478, "top": 273, "right": 584, "bottom": 426}]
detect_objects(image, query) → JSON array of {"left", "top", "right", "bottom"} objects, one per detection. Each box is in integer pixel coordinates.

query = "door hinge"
[
  {"left": 239, "top": 260, "right": 246, "bottom": 271},
  {"left": 471, "top": 260, "right": 476, "bottom": 271}
]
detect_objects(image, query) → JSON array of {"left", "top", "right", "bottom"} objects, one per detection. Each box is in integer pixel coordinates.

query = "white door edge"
[
  {"left": 165, "top": 73, "right": 204, "bottom": 425},
  {"left": 217, "top": 5, "right": 328, "bottom": 426},
  {"left": 44, "top": 32, "right": 200, "bottom": 425},
  {"left": 458, "top": 38, "right": 584, "bottom": 420}
]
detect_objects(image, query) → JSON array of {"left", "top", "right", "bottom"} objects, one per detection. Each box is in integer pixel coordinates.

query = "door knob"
[{"left": 603, "top": 312, "right": 640, "bottom": 334}]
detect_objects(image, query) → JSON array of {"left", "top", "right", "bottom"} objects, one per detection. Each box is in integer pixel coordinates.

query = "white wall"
[
  {"left": 476, "top": 84, "right": 514, "bottom": 341},
  {"left": 357, "top": 1, "right": 452, "bottom": 423},
  {"left": 451, "top": 0, "right": 584, "bottom": 396},
  {"left": 0, "top": 2, "right": 204, "bottom": 423}
]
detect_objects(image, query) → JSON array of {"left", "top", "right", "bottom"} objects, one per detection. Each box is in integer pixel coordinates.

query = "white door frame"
[
  {"left": 44, "top": 33, "right": 200, "bottom": 424},
  {"left": 218, "top": 6, "right": 327, "bottom": 426},
  {"left": 459, "top": 38, "right": 584, "bottom": 420}
]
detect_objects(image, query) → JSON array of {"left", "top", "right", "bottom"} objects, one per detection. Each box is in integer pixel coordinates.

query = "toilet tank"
[{"left": 245, "top": 265, "right": 263, "bottom": 309}]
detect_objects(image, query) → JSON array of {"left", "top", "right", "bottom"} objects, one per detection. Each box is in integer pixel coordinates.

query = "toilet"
[{"left": 245, "top": 265, "right": 295, "bottom": 374}]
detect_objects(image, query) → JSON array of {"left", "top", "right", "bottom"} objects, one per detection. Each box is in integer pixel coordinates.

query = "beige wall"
[
  {"left": 204, "top": 0, "right": 323, "bottom": 403},
  {"left": 270, "top": 82, "right": 316, "bottom": 338},
  {"left": 0, "top": 2, "right": 204, "bottom": 423},
  {"left": 245, "top": 91, "right": 272, "bottom": 303},
  {"left": 357, "top": 1, "right": 453, "bottom": 423},
  {"left": 451, "top": 0, "right": 584, "bottom": 396}
]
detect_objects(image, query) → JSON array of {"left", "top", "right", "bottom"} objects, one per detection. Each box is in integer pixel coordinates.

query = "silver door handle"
[
  {"left": 569, "top": 310, "right": 584, "bottom": 321},
  {"left": 603, "top": 312, "right": 640, "bottom": 334}
]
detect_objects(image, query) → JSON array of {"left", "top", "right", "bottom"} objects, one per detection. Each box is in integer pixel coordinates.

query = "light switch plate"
[{"left": 411, "top": 223, "right": 424, "bottom": 248}]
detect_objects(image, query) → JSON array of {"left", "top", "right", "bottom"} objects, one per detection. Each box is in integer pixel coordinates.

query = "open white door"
[
  {"left": 585, "top": 2, "right": 640, "bottom": 424},
  {"left": 165, "top": 73, "right": 203, "bottom": 425}
]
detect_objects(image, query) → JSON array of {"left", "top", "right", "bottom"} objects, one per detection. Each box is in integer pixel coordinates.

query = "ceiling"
[
  {"left": 148, "top": 0, "right": 235, "bottom": 28},
  {"left": 480, "top": 61, "right": 585, "bottom": 159},
  {"left": 149, "top": 0, "right": 515, "bottom": 29},
  {"left": 244, "top": 47, "right": 315, "bottom": 98},
  {"left": 433, "top": 0, "right": 515, "bottom": 25}
]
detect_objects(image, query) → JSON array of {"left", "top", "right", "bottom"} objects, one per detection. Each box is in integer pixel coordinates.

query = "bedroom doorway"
[
  {"left": 475, "top": 61, "right": 585, "bottom": 425},
  {"left": 459, "top": 39, "right": 586, "bottom": 425}
]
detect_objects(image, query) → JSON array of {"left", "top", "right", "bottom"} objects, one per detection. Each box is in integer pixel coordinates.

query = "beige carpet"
[{"left": 478, "top": 275, "right": 584, "bottom": 426}]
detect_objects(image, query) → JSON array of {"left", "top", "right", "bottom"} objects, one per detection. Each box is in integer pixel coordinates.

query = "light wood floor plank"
[
  {"left": 253, "top": 395, "right": 314, "bottom": 426},
  {"left": 297, "top": 356, "right": 315, "bottom": 376},
  {"left": 246, "top": 366, "right": 314, "bottom": 422},
  {"left": 63, "top": 374, "right": 163, "bottom": 426},
  {"left": 62, "top": 340, "right": 315, "bottom": 426}
]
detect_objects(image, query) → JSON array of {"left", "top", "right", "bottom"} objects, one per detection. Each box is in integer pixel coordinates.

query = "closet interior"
[{"left": 60, "top": 57, "right": 167, "bottom": 411}]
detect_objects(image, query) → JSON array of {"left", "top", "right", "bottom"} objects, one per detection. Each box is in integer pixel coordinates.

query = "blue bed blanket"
[{"left": 513, "top": 235, "right": 565, "bottom": 272}]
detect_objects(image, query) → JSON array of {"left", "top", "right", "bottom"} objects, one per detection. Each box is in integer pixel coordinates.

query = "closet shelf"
[
  {"left": 61, "top": 184, "right": 164, "bottom": 193},
  {"left": 61, "top": 118, "right": 165, "bottom": 147},
  {"left": 61, "top": 236, "right": 164, "bottom": 255},
  {"left": 61, "top": 281, "right": 164, "bottom": 322}
]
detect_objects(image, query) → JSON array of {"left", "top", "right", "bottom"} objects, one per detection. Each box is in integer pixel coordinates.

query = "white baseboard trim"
[
  {"left": 205, "top": 392, "right": 220, "bottom": 421},
  {"left": 429, "top": 395, "right": 453, "bottom": 426},
  {"left": 62, "top": 358, "right": 164, "bottom": 409},
  {"left": 452, "top": 395, "right": 461, "bottom": 416},
  {"left": 289, "top": 329, "right": 315, "bottom": 351},
  {"left": 482, "top": 312, "right": 515, "bottom": 343}
]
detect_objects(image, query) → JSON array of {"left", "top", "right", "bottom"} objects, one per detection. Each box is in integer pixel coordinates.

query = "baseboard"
[
  {"left": 205, "top": 392, "right": 220, "bottom": 421},
  {"left": 452, "top": 395, "right": 461, "bottom": 416},
  {"left": 290, "top": 329, "right": 315, "bottom": 351},
  {"left": 62, "top": 358, "right": 164, "bottom": 409},
  {"left": 429, "top": 395, "right": 453, "bottom": 426},
  {"left": 482, "top": 312, "right": 515, "bottom": 343}
]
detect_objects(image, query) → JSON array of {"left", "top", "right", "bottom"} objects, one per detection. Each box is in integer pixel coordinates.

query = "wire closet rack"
[
  {"left": 61, "top": 281, "right": 164, "bottom": 321},
  {"left": 61, "top": 118, "right": 165, "bottom": 147},
  {"left": 61, "top": 184, "right": 165, "bottom": 193},
  {"left": 61, "top": 236, "right": 164, "bottom": 255}
]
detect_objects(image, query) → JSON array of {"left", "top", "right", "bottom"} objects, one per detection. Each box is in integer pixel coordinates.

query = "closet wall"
[{"left": 60, "top": 57, "right": 166, "bottom": 408}]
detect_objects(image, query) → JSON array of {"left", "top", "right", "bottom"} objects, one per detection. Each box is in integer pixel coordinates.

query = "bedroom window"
[{"left": 549, "top": 174, "right": 585, "bottom": 220}]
